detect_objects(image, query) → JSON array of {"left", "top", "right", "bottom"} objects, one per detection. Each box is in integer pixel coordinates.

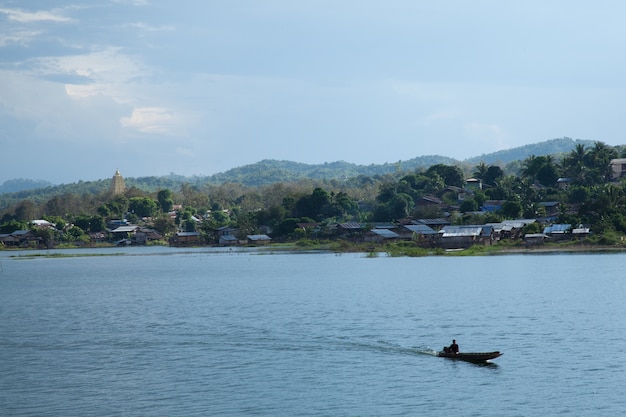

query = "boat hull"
[{"left": 437, "top": 351, "right": 502, "bottom": 362}]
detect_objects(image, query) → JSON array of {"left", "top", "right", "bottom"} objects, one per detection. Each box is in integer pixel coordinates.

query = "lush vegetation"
[{"left": 3, "top": 140, "right": 626, "bottom": 250}]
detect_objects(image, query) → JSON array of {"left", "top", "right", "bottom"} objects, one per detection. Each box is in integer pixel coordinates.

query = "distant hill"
[
  {"left": 0, "top": 178, "right": 53, "bottom": 194},
  {"left": 0, "top": 137, "right": 619, "bottom": 207},
  {"left": 207, "top": 155, "right": 458, "bottom": 187},
  {"left": 206, "top": 137, "right": 599, "bottom": 186},
  {"left": 464, "top": 137, "right": 596, "bottom": 164}
]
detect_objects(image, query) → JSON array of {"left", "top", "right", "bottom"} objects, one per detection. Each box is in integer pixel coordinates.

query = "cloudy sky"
[{"left": 2, "top": 1, "right": 626, "bottom": 184}]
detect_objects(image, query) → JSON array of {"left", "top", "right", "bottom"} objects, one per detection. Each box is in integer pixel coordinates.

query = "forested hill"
[
  {"left": 465, "top": 137, "right": 596, "bottom": 164},
  {"left": 0, "top": 137, "right": 609, "bottom": 205},
  {"left": 208, "top": 138, "right": 598, "bottom": 185},
  {"left": 208, "top": 156, "right": 458, "bottom": 186}
]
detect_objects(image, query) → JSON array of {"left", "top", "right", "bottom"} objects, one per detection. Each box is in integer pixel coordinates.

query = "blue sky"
[{"left": 1, "top": 1, "right": 626, "bottom": 184}]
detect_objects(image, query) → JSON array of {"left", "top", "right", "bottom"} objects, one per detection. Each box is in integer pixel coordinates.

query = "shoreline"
[{"left": 3, "top": 241, "right": 626, "bottom": 259}]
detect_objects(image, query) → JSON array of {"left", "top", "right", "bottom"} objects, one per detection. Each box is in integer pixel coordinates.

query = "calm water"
[{"left": 1, "top": 248, "right": 625, "bottom": 416}]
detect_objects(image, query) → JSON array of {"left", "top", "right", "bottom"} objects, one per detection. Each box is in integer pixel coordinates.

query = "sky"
[{"left": 2, "top": 1, "right": 626, "bottom": 184}]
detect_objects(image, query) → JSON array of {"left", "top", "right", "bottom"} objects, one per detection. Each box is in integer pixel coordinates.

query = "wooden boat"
[{"left": 437, "top": 351, "right": 502, "bottom": 362}]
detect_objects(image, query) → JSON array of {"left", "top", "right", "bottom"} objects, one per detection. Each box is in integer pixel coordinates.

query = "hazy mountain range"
[{"left": 0, "top": 137, "right": 603, "bottom": 195}]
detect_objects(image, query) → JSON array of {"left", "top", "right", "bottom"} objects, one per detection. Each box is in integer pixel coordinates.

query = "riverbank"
[{"left": 3, "top": 237, "right": 626, "bottom": 259}]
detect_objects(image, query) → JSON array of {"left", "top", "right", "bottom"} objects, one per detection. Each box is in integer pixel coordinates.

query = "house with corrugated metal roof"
[
  {"left": 572, "top": 225, "right": 591, "bottom": 239},
  {"left": 413, "top": 218, "right": 450, "bottom": 230},
  {"left": 439, "top": 225, "right": 493, "bottom": 249},
  {"left": 169, "top": 231, "right": 201, "bottom": 246},
  {"left": 5, "top": 230, "right": 42, "bottom": 248},
  {"left": 538, "top": 201, "right": 560, "bottom": 217},
  {"left": 364, "top": 228, "right": 400, "bottom": 243},
  {"left": 486, "top": 219, "right": 536, "bottom": 240},
  {"left": 416, "top": 195, "right": 444, "bottom": 207},
  {"left": 401, "top": 224, "right": 439, "bottom": 246},
  {"left": 133, "top": 228, "right": 163, "bottom": 245},
  {"left": 0, "top": 233, "right": 19, "bottom": 247},
  {"left": 247, "top": 234, "right": 272, "bottom": 245},
  {"left": 543, "top": 224, "right": 572, "bottom": 241},
  {"left": 219, "top": 234, "right": 239, "bottom": 246},
  {"left": 335, "top": 222, "right": 365, "bottom": 239},
  {"left": 524, "top": 233, "right": 549, "bottom": 247}
]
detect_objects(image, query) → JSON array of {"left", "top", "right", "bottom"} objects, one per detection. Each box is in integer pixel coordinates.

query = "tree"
[
  {"left": 295, "top": 188, "right": 331, "bottom": 220},
  {"left": 177, "top": 208, "right": 198, "bottom": 232},
  {"left": 14, "top": 200, "right": 37, "bottom": 221},
  {"left": 387, "top": 193, "right": 414, "bottom": 219},
  {"left": 472, "top": 162, "right": 489, "bottom": 180},
  {"left": 66, "top": 225, "right": 85, "bottom": 240},
  {"left": 562, "top": 143, "right": 587, "bottom": 182},
  {"left": 501, "top": 200, "right": 522, "bottom": 218},
  {"left": 483, "top": 165, "right": 504, "bottom": 186},
  {"left": 536, "top": 157, "right": 560, "bottom": 187},
  {"left": 460, "top": 198, "right": 478, "bottom": 213},
  {"left": 157, "top": 189, "right": 174, "bottom": 213},
  {"left": 89, "top": 215, "right": 105, "bottom": 232},
  {"left": 426, "top": 164, "right": 464, "bottom": 187},
  {"left": 584, "top": 141, "right": 618, "bottom": 184},
  {"left": 152, "top": 215, "right": 176, "bottom": 235},
  {"left": 128, "top": 197, "right": 158, "bottom": 218},
  {"left": 0, "top": 219, "right": 28, "bottom": 233},
  {"left": 521, "top": 155, "right": 559, "bottom": 186},
  {"left": 73, "top": 215, "right": 92, "bottom": 232}
]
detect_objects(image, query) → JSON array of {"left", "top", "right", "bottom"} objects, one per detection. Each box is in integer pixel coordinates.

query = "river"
[{"left": 1, "top": 248, "right": 625, "bottom": 416}]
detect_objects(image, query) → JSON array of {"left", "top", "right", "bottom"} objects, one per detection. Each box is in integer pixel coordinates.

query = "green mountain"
[
  {"left": 0, "top": 138, "right": 617, "bottom": 208},
  {"left": 465, "top": 137, "right": 596, "bottom": 164},
  {"left": 208, "top": 156, "right": 458, "bottom": 186}
]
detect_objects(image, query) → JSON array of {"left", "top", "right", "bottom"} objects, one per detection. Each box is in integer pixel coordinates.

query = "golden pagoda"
[{"left": 110, "top": 169, "right": 126, "bottom": 195}]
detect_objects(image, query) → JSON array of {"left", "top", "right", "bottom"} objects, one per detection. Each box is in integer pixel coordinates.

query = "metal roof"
[
  {"left": 338, "top": 222, "right": 363, "bottom": 229},
  {"left": 111, "top": 225, "right": 139, "bottom": 233},
  {"left": 247, "top": 234, "right": 271, "bottom": 241},
  {"left": 440, "top": 226, "right": 484, "bottom": 238},
  {"left": 403, "top": 224, "right": 438, "bottom": 235},
  {"left": 414, "top": 218, "right": 450, "bottom": 226},
  {"left": 543, "top": 224, "right": 571, "bottom": 234},
  {"left": 371, "top": 222, "right": 396, "bottom": 229},
  {"left": 11, "top": 230, "right": 32, "bottom": 236},
  {"left": 370, "top": 229, "right": 400, "bottom": 238}
]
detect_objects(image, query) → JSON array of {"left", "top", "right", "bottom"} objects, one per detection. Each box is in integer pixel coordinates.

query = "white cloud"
[
  {"left": 34, "top": 47, "right": 149, "bottom": 106},
  {"left": 0, "top": 7, "right": 72, "bottom": 23},
  {"left": 129, "top": 22, "right": 175, "bottom": 32},
  {"left": 36, "top": 47, "right": 144, "bottom": 83},
  {"left": 120, "top": 107, "right": 179, "bottom": 135},
  {"left": 0, "top": 30, "right": 43, "bottom": 46}
]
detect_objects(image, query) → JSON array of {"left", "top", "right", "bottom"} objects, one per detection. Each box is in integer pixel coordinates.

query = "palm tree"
[
  {"left": 472, "top": 162, "right": 489, "bottom": 180},
  {"left": 585, "top": 142, "right": 618, "bottom": 183},
  {"left": 562, "top": 144, "right": 587, "bottom": 183}
]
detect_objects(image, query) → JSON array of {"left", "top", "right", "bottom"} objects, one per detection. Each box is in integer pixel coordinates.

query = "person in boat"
[{"left": 446, "top": 339, "right": 459, "bottom": 354}]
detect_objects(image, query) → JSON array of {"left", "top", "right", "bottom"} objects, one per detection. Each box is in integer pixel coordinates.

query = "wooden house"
[
  {"left": 524, "top": 233, "right": 549, "bottom": 247},
  {"left": 439, "top": 225, "right": 493, "bottom": 249},
  {"left": 364, "top": 228, "right": 399, "bottom": 243},
  {"left": 247, "top": 234, "right": 272, "bottom": 245},
  {"left": 169, "top": 231, "right": 201, "bottom": 246},
  {"left": 543, "top": 224, "right": 572, "bottom": 241}
]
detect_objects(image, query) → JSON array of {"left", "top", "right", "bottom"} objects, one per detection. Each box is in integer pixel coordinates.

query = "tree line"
[{"left": 2, "top": 141, "right": 626, "bottom": 247}]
